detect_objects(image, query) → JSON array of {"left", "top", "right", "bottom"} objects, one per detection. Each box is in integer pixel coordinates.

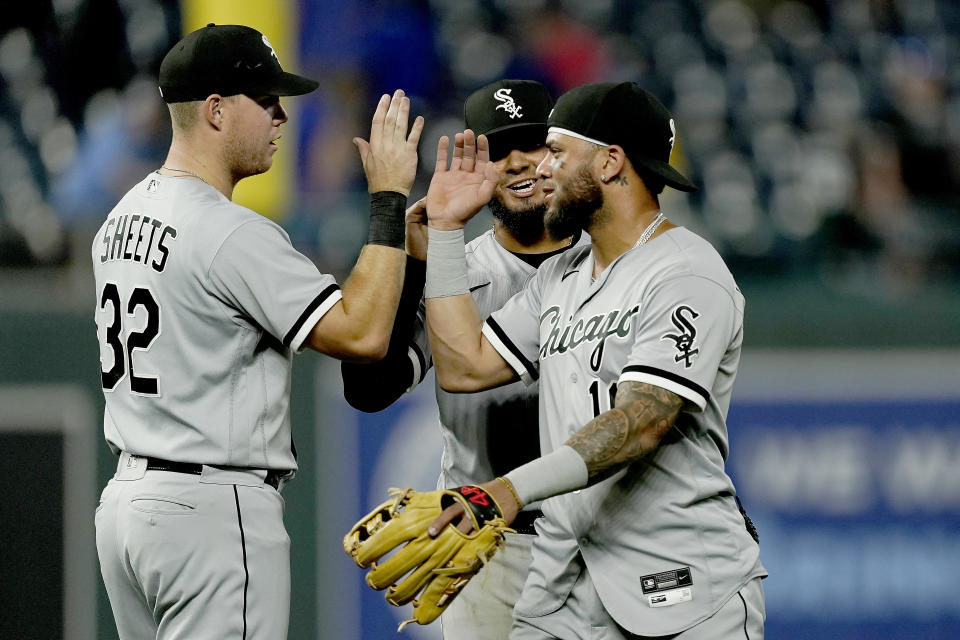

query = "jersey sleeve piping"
[
  {"left": 284, "top": 283, "right": 343, "bottom": 352},
  {"left": 482, "top": 317, "right": 538, "bottom": 385},
  {"left": 619, "top": 364, "right": 709, "bottom": 410}
]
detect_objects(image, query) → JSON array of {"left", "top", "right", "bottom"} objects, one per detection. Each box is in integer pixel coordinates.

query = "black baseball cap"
[
  {"left": 464, "top": 80, "right": 553, "bottom": 162},
  {"left": 547, "top": 82, "right": 697, "bottom": 192},
  {"left": 158, "top": 24, "right": 319, "bottom": 103}
]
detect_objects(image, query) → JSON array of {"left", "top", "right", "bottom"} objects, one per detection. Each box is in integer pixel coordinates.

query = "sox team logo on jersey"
[
  {"left": 660, "top": 305, "right": 700, "bottom": 367},
  {"left": 494, "top": 88, "right": 523, "bottom": 119}
]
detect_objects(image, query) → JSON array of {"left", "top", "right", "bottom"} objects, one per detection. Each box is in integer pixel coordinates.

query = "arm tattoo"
[{"left": 566, "top": 381, "right": 683, "bottom": 480}]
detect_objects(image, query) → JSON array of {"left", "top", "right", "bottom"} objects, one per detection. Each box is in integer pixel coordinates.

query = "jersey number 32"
[{"left": 98, "top": 283, "right": 160, "bottom": 395}]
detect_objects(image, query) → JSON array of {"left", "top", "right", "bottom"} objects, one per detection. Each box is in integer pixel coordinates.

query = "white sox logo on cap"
[
  {"left": 494, "top": 88, "right": 523, "bottom": 119},
  {"left": 262, "top": 35, "right": 279, "bottom": 62}
]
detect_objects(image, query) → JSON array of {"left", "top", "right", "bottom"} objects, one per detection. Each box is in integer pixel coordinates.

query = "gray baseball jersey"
[
  {"left": 91, "top": 173, "right": 342, "bottom": 471},
  {"left": 408, "top": 230, "right": 586, "bottom": 490},
  {"left": 481, "top": 226, "right": 767, "bottom": 636}
]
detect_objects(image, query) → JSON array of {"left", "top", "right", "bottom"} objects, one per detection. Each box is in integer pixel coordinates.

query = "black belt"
[
  {"left": 511, "top": 509, "right": 544, "bottom": 535},
  {"left": 146, "top": 457, "right": 286, "bottom": 491}
]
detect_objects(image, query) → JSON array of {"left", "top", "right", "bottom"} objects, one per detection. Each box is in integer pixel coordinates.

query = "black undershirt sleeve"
[{"left": 341, "top": 255, "right": 426, "bottom": 412}]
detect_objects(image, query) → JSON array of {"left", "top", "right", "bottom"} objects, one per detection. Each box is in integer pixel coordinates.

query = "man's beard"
[
  {"left": 544, "top": 165, "right": 603, "bottom": 239},
  {"left": 223, "top": 132, "right": 270, "bottom": 180},
  {"left": 488, "top": 196, "right": 551, "bottom": 246}
]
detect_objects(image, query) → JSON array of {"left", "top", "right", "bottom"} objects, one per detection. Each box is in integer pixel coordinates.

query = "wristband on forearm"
[
  {"left": 367, "top": 191, "right": 407, "bottom": 249},
  {"left": 425, "top": 227, "right": 469, "bottom": 298},
  {"left": 503, "top": 445, "right": 589, "bottom": 506}
]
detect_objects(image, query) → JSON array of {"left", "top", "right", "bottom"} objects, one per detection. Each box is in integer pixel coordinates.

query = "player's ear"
[
  {"left": 598, "top": 144, "right": 627, "bottom": 184},
  {"left": 202, "top": 94, "right": 225, "bottom": 130}
]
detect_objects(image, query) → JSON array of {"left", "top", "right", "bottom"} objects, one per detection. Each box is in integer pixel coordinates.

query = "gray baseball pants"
[
  {"left": 95, "top": 453, "right": 290, "bottom": 639},
  {"left": 511, "top": 561, "right": 764, "bottom": 640}
]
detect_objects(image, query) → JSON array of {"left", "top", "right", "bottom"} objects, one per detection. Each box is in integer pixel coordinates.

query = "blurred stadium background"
[{"left": 0, "top": 0, "right": 958, "bottom": 638}]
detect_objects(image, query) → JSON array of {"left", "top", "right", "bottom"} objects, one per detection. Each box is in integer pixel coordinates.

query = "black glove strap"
[
  {"left": 367, "top": 191, "right": 407, "bottom": 249},
  {"left": 442, "top": 485, "right": 503, "bottom": 527}
]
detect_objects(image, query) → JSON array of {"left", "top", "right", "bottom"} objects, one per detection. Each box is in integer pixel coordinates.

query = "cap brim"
[
  {"left": 483, "top": 123, "right": 547, "bottom": 161},
  {"left": 632, "top": 156, "right": 698, "bottom": 192},
  {"left": 262, "top": 71, "right": 319, "bottom": 97}
]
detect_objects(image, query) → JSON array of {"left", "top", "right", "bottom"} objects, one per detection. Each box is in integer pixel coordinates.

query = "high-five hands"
[
  {"left": 355, "top": 89, "right": 424, "bottom": 196},
  {"left": 426, "top": 129, "right": 500, "bottom": 230}
]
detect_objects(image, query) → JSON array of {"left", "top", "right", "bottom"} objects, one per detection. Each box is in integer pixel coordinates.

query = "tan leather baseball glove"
[{"left": 343, "top": 485, "right": 513, "bottom": 630}]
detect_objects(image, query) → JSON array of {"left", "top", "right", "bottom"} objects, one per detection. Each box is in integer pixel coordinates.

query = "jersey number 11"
[{"left": 589, "top": 379, "right": 618, "bottom": 417}]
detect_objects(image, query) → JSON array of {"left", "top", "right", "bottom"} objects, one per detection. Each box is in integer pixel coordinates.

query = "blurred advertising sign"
[{"left": 730, "top": 350, "right": 960, "bottom": 640}]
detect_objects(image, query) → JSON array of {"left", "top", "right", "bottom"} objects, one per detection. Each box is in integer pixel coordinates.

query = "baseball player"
[
  {"left": 341, "top": 79, "right": 585, "bottom": 639},
  {"left": 421, "top": 82, "right": 767, "bottom": 638},
  {"left": 92, "top": 24, "right": 422, "bottom": 639}
]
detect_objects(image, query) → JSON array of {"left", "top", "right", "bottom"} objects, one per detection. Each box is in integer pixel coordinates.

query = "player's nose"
[
  {"left": 508, "top": 148, "right": 543, "bottom": 172},
  {"left": 274, "top": 101, "right": 288, "bottom": 124},
  {"left": 504, "top": 150, "right": 527, "bottom": 172},
  {"left": 536, "top": 153, "right": 552, "bottom": 179}
]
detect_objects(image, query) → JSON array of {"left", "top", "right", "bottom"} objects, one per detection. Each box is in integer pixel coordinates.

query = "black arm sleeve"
[{"left": 341, "top": 255, "right": 427, "bottom": 412}]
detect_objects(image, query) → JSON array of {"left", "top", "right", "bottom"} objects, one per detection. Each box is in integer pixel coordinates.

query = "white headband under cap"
[{"left": 548, "top": 126, "right": 609, "bottom": 147}]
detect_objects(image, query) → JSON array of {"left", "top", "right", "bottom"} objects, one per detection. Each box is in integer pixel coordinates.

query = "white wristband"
[
  {"left": 425, "top": 227, "right": 469, "bottom": 298},
  {"left": 504, "top": 445, "right": 589, "bottom": 506}
]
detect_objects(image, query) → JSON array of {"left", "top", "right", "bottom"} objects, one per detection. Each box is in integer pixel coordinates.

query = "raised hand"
[
  {"left": 425, "top": 129, "right": 499, "bottom": 230},
  {"left": 355, "top": 89, "right": 424, "bottom": 196}
]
